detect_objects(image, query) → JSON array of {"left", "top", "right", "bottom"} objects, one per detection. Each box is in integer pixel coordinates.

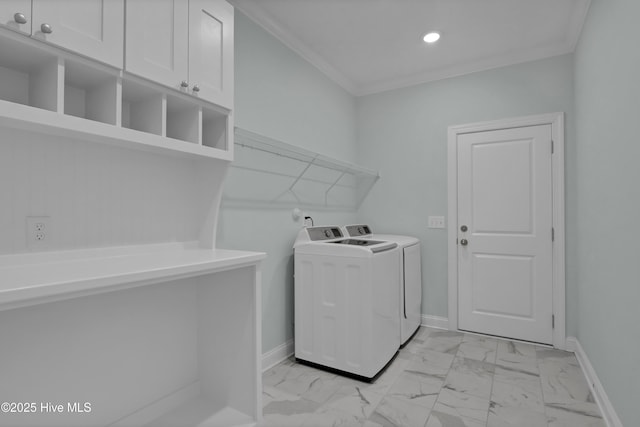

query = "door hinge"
[
  {"left": 551, "top": 140, "right": 554, "bottom": 154},
  {"left": 552, "top": 227, "right": 555, "bottom": 242},
  {"left": 552, "top": 314, "right": 555, "bottom": 328}
]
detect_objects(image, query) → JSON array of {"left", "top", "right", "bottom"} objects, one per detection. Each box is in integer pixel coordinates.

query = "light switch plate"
[{"left": 428, "top": 216, "right": 445, "bottom": 229}]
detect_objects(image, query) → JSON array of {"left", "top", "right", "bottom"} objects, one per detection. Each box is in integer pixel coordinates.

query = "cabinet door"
[
  {"left": 188, "top": 0, "right": 233, "bottom": 108},
  {"left": 125, "top": 0, "right": 189, "bottom": 90},
  {"left": 31, "top": 0, "right": 124, "bottom": 68},
  {"left": 0, "top": 0, "right": 31, "bottom": 35}
]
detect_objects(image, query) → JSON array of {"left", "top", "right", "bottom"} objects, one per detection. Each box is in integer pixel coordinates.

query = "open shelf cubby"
[
  {"left": 0, "top": 31, "right": 233, "bottom": 161},
  {"left": 167, "top": 94, "right": 200, "bottom": 144},
  {"left": 64, "top": 59, "right": 119, "bottom": 125},
  {"left": 202, "top": 107, "right": 228, "bottom": 151},
  {"left": 122, "top": 79, "right": 165, "bottom": 136},
  {"left": 0, "top": 39, "right": 60, "bottom": 112}
]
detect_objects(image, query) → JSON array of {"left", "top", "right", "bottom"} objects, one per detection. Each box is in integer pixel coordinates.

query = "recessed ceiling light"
[{"left": 423, "top": 32, "right": 441, "bottom": 43}]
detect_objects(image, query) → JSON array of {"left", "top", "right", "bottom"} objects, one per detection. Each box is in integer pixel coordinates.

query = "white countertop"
[{"left": 0, "top": 242, "right": 266, "bottom": 311}]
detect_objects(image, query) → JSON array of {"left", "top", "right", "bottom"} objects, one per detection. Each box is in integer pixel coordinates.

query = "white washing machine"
[
  {"left": 343, "top": 224, "right": 422, "bottom": 347},
  {"left": 293, "top": 226, "right": 400, "bottom": 381}
]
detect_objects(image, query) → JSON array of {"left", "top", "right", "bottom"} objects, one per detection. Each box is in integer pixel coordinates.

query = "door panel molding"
[{"left": 447, "top": 112, "right": 565, "bottom": 349}]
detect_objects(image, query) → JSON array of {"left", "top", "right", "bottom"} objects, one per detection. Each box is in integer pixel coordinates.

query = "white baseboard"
[
  {"left": 566, "top": 336, "right": 623, "bottom": 427},
  {"left": 421, "top": 314, "right": 449, "bottom": 330},
  {"left": 110, "top": 381, "right": 200, "bottom": 426},
  {"left": 262, "top": 339, "right": 294, "bottom": 372},
  {"left": 565, "top": 336, "right": 577, "bottom": 352}
]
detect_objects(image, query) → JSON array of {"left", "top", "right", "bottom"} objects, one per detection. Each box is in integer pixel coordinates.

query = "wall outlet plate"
[
  {"left": 428, "top": 216, "right": 446, "bottom": 229},
  {"left": 26, "top": 216, "right": 51, "bottom": 250}
]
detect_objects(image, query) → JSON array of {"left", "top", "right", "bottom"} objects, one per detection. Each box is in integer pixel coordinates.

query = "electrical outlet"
[
  {"left": 26, "top": 216, "right": 51, "bottom": 249},
  {"left": 428, "top": 216, "right": 446, "bottom": 229}
]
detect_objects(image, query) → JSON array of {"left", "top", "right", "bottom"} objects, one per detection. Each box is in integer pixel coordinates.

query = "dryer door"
[{"left": 402, "top": 243, "right": 422, "bottom": 343}]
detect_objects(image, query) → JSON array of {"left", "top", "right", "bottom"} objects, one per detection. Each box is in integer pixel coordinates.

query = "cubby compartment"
[
  {"left": 166, "top": 95, "right": 200, "bottom": 144},
  {"left": 202, "top": 107, "right": 229, "bottom": 151},
  {"left": 0, "top": 40, "right": 60, "bottom": 112},
  {"left": 64, "top": 60, "right": 119, "bottom": 125},
  {"left": 122, "top": 80, "right": 165, "bottom": 136},
  {"left": 0, "top": 28, "right": 234, "bottom": 162}
]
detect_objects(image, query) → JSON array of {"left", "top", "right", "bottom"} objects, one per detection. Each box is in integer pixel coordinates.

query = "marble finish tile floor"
[{"left": 260, "top": 327, "right": 604, "bottom": 427}]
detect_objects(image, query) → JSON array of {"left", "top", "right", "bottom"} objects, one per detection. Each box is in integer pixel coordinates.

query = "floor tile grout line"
[
  {"left": 536, "top": 351, "right": 605, "bottom": 424},
  {"left": 367, "top": 328, "right": 438, "bottom": 425},
  {"left": 482, "top": 338, "right": 500, "bottom": 426},
  {"left": 422, "top": 334, "right": 458, "bottom": 425},
  {"left": 483, "top": 340, "right": 498, "bottom": 427},
  {"left": 536, "top": 347, "right": 552, "bottom": 424}
]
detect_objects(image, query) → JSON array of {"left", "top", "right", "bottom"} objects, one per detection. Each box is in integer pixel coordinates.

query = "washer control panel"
[
  {"left": 307, "top": 226, "right": 344, "bottom": 241},
  {"left": 344, "top": 224, "right": 372, "bottom": 237}
]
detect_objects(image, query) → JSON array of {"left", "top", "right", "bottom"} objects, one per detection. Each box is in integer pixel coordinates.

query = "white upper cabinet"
[
  {"left": 30, "top": 0, "right": 124, "bottom": 68},
  {"left": 0, "top": 0, "right": 234, "bottom": 160},
  {"left": 189, "top": 0, "right": 234, "bottom": 108},
  {"left": 126, "top": 0, "right": 234, "bottom": 108},
  {"left": 0, "top": 0, "right": 32, "bottom": 35},
  {"left": 125, "top": 0, "right": 189, "bottom": 92}
]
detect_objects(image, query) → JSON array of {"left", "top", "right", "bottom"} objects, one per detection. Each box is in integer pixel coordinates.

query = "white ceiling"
[{"left": 229, "top": 0, "right": 591, "bottom": 96}]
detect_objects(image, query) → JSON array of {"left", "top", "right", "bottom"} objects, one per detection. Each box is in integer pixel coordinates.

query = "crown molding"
[
  {"left": 356, "top": 44, "right": 575, "bottom": 96},
  {"left": 231, "top": 0, "right": 591, "bottom": 97},
  {"left": 567, "top": 0, "right": 592, "bottom": 52}
]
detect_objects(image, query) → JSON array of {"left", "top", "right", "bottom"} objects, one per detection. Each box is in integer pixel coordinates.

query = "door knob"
[
  {"left": 14, "top": 13, "right": 27, "bottom": 24},
  {"left": 460, "top": 239, "right": 468, "bottom": 246},
  {"left": 180, "top": 80, "right": 189, "bottom": 88},
  {"left": 192, "top": 84, "right": 200, "bottom": 93},
  {"left": 40, "top": 23, "right": 53, "bottom": 34},
  {"left": 460, "top": 225, "right": 468, "bottom": 232}
]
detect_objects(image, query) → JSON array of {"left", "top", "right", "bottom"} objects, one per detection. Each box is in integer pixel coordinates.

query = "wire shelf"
[{"left": 223, "top": 128, "right": 379, "bottom": 210}]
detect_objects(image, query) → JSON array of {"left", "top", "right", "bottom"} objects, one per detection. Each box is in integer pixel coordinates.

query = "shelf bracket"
[
  {"left": 325, "top": 170, "right": 347, "bottom": 206},
  {"left": 271, "top": 155, "right": 318, "bottom": 203}
]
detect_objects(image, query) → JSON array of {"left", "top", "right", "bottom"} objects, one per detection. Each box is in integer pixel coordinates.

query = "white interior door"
[{"left": 457, "top": 124, "right": 553, "bottom": 344}]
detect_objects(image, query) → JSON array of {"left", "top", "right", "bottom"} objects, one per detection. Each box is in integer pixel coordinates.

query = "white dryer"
[
  {"left": 343, "top": 224, "right": 422, "bottom": 347},
  {"left": 293, "top": 226, "right": 400, "bottom": 381}
]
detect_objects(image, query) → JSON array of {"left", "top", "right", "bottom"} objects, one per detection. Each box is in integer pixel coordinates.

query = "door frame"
[{"left": 447, "top": 112, "right": 566, "bottom": 349}]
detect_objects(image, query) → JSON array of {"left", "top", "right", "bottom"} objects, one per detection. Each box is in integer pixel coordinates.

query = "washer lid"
[
  {"left": 330, "top": 239, "right": 397, "bottom": 253},
  {"left": 331, "top": 238, "right": 384, "bottom": 247}
]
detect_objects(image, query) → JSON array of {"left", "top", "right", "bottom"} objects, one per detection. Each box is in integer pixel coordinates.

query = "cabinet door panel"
[
  {"left": 125, "top": 0, "right": 188, "bottom": 89},
  {"left": 0, "top": 0, "right": 31, "bottom": 35},
  {"left": 189, "top": 0, "right": 233, "bottom": 108},
  {"left": 32, "top": 0, "right": 124, "bottom": 68}
]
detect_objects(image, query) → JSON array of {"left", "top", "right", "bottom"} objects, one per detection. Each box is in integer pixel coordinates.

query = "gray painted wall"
[
  {"left": 355, "top": 55, "right": 577, "bottom": 335},
  {"left": 219, "top": 12, "right": 358, "bottom": 353},
  {"left": 574, "top": 0, "right": 640, "bottom": 424}
]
